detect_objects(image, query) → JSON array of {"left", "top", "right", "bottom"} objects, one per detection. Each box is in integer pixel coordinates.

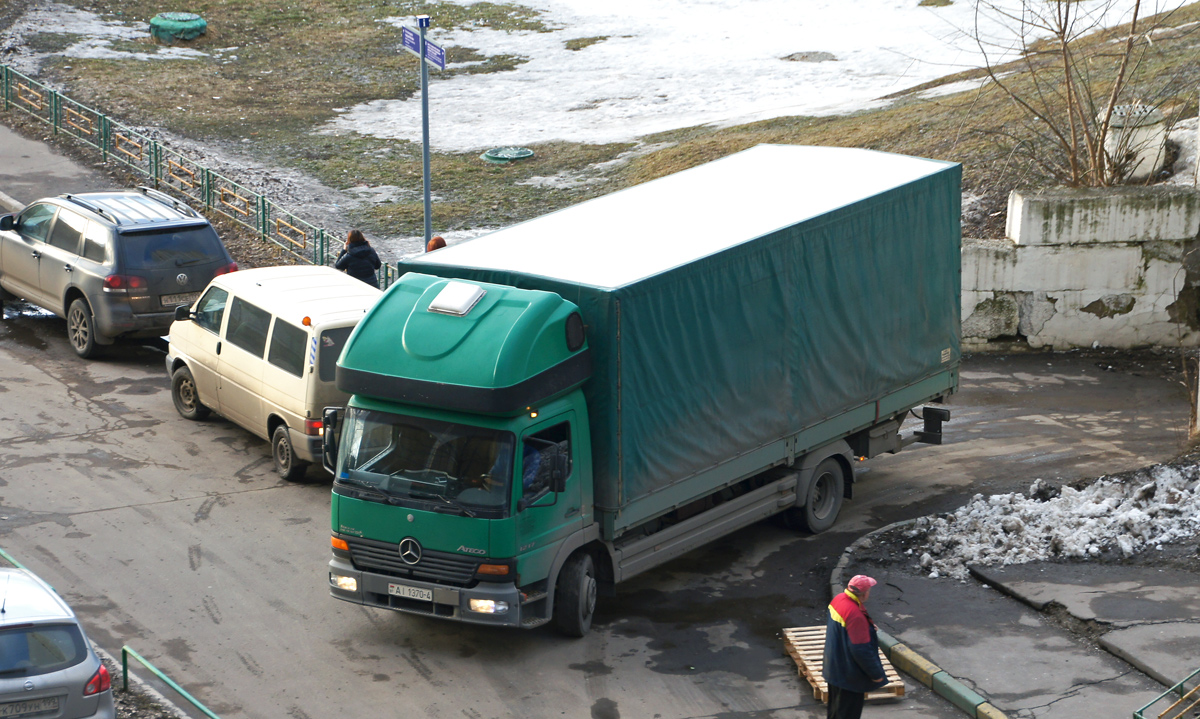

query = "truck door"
[{"left": 517, "top": 416, "right": 583, "bottom": 559}]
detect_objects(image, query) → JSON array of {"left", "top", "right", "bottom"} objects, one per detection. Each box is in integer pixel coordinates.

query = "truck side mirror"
[
  {"left": 0, "top": 215, "right": 13, "bottom": 231},
  {"left": 550, "top": 451, "right": 569, "bottom": 493},
  {"left": 322, "top": 407, "right": 344, "bottom": 475},
  {"left": 173, "top": 304, "right": 192, "bottom": 322}
]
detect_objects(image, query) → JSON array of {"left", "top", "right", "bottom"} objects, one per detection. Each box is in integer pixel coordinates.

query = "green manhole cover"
[
  {"left": 150, "top": 12, "right": 208, "bottom": 42},
  {"left": 481, "top": 147, "right": 534, "bottom": 164}
]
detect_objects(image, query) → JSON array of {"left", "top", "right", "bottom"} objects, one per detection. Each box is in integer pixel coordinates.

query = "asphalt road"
[{"left": 0, "top": 301, "right": 1190, "bottom": 719}]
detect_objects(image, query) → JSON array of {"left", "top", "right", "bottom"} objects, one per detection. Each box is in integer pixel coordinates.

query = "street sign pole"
[{"left": 418, "top": 15, "right": 432, "bottom": 246}]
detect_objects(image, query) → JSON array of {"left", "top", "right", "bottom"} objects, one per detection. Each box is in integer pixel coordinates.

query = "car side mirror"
[
  {"left": 322, "top": 406, "right": 344, "bottom": 475},
  {"left": 0, "top": 215, "right": 13, "bottom": 231},
  {"left": 173, "top": 304, "right": 192, "bottom": 322}
]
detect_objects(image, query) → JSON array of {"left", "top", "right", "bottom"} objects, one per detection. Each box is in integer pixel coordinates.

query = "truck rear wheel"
[
  {"left": 792, "top": 457, "right": 845, "bottom": 534},
  {"left": 554, "top": 552, "right": 597, "bottom": 637}
]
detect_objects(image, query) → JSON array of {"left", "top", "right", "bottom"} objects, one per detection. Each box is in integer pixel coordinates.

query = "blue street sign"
[{"left": 401, "top": 25, "right": 445, "bottom": 70}]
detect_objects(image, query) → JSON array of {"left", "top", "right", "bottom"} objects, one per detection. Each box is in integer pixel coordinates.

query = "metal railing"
[
  {"left": 1134, "top": 666, "right": 1200, "bottom": 719},
  {"left": 0, "top": 63, "right": 369, "bottom": 278},
  {"left": 122, "top": 645, "right": 222, "bottom": 719}
]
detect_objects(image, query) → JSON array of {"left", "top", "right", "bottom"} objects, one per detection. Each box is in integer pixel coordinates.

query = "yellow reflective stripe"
[{"left": 828, "top": 604, "right": 847, "bottom": 627}]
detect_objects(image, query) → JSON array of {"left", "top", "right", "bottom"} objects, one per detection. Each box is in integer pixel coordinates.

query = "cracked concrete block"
[
  {"left": 1012, "top": 244, "right": 1143, "bottom": 293},
  {"left": 962, "top": 238, "right": 1018, "bottom": 291},
  {"left": 1007, "top": 187, "right": 1200, "bottom": 245},
  {"left": 961, "top": 294, "right": 1018, "bottom": 340},
  {"left": 1016, "top": 291, "right": 1057, "bottom": 337}
]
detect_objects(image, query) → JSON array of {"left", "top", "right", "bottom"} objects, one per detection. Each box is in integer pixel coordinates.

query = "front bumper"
[{"left": 328, "top": 556, "right": 524, "bottom": 627}]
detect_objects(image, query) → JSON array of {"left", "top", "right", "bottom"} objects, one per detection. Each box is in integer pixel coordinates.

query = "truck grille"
[{"left": 345, "top": 536, "right": 479, "bottom": 587}]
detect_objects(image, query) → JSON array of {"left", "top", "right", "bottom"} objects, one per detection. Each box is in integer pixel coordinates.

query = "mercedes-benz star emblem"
[
  {"left": 398, "top": 538, "right": 422, "bottom": 565},
  {"left": 176, "top": 273, "right": 188, "bottom": 286}
]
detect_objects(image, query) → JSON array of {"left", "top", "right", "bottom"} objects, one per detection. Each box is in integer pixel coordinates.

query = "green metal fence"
[
  {"left": 1134, "top": 666, "right": 1200, "bottom": 719},
  {"left": 122, "top": 645, "right": 222, "bottom": 719},
  {"left": 0, "top": 63, "right": 368, "bottom": 277}
]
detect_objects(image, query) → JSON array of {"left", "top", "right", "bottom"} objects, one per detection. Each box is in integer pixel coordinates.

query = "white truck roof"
[{"left": 407, "top": 144, "right": 956, "bottom": 289}]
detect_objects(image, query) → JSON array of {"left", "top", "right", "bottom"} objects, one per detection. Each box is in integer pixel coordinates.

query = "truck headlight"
[
  {"left": 469, "top": 599, "right": 509, "bottom": 614},
  {"left": 331, "top": 574, "right": 358, "bottom": 592}
]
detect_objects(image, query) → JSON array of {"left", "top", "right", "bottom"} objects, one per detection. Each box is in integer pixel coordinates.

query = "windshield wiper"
[
  {"left": 336, "top": 476, "right": 393, "bottom": 502},
  {"left": 416, "top": 492, "right": 476, "bottom": 518}
]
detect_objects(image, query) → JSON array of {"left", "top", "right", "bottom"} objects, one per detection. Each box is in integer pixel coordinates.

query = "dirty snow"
[
  {"left": 324, "top": 0, "right": 1173, "bottom": 152},
  {"left": 909, "top": 464, "right": 1200, "bottom": 580}
]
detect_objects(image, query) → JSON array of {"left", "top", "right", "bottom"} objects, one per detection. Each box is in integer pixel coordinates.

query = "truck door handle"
[{"left": 565, "top": 506, "right": 580, "bottom": 518}]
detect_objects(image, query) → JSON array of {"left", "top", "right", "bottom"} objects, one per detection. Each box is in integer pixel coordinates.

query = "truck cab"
[{"left": 326, "top": 274, "right": 600, "bottom": 633}]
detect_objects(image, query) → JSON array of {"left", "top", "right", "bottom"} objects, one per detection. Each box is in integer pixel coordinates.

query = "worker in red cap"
[{"left": 822, "top": 575, "right": 888, "bottom": 719}]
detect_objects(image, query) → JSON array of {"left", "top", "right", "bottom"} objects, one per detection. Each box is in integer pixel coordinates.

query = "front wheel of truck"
[
  {"left": 786, "top": 457, "right": 844, "bottom": 534},
  {"left": 554, "top": 552, "right": 597, "bottom": 637}
]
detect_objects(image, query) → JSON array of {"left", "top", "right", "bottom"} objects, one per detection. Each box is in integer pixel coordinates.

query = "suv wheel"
[
  {"left": 272, "top": 424, "right": 310, "bottom": 482},
  {"left": 67, "top": 298, "right": 102, "bottom": 358},
  {"left": 171, "top": 366, "right": 210, "bottom": 420}
]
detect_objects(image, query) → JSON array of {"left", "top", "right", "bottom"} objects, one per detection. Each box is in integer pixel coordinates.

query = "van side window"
[
  {"left": 227, "top": 297, "right": 271, "bottom": 357},
  {"left": 268, "top": 319, "right": 307, "bottom": 377},
  {"left": 194, "top": 287, "right": 229, "bottom": 335},
  {"left": 318, "top": 326, "right": 354, "bottom": 382},
  {"left": 522, "top": 422, "right": 571, "bottom": 495},
  {"left": 47, "top": 209, "right": 86, "bottom": 253}
]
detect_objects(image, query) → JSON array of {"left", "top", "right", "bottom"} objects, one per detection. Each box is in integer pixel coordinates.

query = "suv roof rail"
[
  {"left": 62, "top": 194, "right": 120, "bottom": 225},
  {"left": 137, "top": 186, "right": 200, "bottom": 218}
]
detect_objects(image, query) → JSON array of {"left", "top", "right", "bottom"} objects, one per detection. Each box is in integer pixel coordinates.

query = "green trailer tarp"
[{"left": 396, "top": 144, "right": 961, "bottom": 530}]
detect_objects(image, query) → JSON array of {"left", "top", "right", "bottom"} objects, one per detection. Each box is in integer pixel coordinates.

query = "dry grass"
[{"left": 21, "top": 0, "right": 1200, "bottom": 239}]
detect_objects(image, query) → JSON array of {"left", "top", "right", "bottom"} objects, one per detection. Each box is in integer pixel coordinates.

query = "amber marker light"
[
  {"left": 302, "top": 316, "right": 312, "bottom": 326},
  {"left": 477, "top": 563, "right": 510, "bottom": 576},
  {"left": 331, "top": 536, "right": 349, "bottom": 551}
]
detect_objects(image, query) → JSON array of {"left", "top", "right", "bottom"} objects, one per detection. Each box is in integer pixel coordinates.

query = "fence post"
[
  {"left": 50, "top": 89, "right": 59, "bottom": 135},
  {"left": 258, "top": 195, "right": 268, "bottom": 242},
  {"left": 121, "top": 647, "right": 129, "bottom": 691},
  {"left": 2, "top": 65, "right": 9, "bottom": 112},
  {"left": 151, "top": 141, "right": 161, "bottom": 187}
]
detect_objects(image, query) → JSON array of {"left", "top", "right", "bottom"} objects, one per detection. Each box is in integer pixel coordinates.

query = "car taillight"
[
  {"left": 214, "top": 262, "right": 238, "bottom": 276},
  {"left": 84, "top": 664, "right": 111, "bottom": 696},
  {"left": 103, "top": 274, "right": 148, "bottom": 292},
  {"left": 304, "top": 419, "right": 323, "bottom": 436}
]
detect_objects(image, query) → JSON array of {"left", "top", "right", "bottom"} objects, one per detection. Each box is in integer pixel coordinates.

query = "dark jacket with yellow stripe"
[{"left": 822, "top": 588, "right": 889, "bottom": 693}]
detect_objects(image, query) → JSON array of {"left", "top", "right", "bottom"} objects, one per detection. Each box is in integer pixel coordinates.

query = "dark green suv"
[{"left": 0, "top": 188, "right": 237, "bottom": 357}]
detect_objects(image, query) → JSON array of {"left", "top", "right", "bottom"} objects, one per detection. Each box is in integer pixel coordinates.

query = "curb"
[
  {"left": 0, "top": 188, "right": 24, "bottom": 213},
  {"left": 831, "top": 519, "right": 1011, "bottom": 719}
]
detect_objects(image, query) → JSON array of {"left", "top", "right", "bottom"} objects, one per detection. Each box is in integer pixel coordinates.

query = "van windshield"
[{"left": 334, "top": 408, "right": 514, "bottom": 519}]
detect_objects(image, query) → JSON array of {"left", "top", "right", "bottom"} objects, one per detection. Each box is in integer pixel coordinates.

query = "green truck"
[{"left": 323, "top": 144, "right": 961, "bottom": 636}]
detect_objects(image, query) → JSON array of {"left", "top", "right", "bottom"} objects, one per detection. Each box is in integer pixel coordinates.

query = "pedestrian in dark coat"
[
  {"left": 335, "top": 229, "right": 381, "bottom": 288},
  {"left": 822, "top": 574, "right": 889, "bottom": 719}
]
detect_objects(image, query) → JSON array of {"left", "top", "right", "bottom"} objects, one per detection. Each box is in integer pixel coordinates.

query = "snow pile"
[{"left": 908, "top": 464, "right": 1200, "bottom": 580}]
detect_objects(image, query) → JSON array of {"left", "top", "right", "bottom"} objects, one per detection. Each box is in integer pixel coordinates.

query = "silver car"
[
  {"left": 0, "top": 567, "right": 116, "bottom": 719},
  {"left": 0, "top": 187, "right": 237, "bottom": 358}
]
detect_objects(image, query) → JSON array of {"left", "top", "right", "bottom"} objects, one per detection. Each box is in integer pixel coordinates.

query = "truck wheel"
[
  {"left": 272, "top": 424, "right": 310, "bottom": 482},
  {"left": 554, "top": 552, "right": 597, "bottom": 637},
  {"left": 796, "top": 457, "right": 845, "bottom": 534},
  {"left": 67, "top": 298, "right": 102, "bottom": 358},
  {"left": 171, "top": 366, "right": 210, "bottom": 420}
]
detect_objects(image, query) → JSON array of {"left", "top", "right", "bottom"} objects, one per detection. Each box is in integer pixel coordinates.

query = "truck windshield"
[{"left": 335, "top": 408, "right": 515, "bottom": 519}]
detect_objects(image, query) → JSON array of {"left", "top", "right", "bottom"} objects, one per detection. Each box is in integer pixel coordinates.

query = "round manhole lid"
[{"left": 481, "top": 147, "right": 534, "bottom": 164}]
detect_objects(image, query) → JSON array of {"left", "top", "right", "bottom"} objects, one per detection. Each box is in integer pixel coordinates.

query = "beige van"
[{"left": 165, "top": 266, "right": 382, "bottom": 480}]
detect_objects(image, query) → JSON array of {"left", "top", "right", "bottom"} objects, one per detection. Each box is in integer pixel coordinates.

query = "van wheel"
[
  {"left": 171, "top": 366, "right": 210, "bottom": 420},
  {"left": 792, "top": 457, "right": 845, "bottom": 534},
  {"left": 554, "top": 552, "right": 597, "bottom": 637},
  {"left": 67, "top": 298, "right": 102, "bottom": 358},
  {"left": 272, "top": 424, "right": 310, "bottom": 482}
]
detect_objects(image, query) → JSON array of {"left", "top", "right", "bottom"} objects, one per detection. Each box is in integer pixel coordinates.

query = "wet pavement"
[{"left": 841, "top": 545, "right": 1200, "bottom": 719}]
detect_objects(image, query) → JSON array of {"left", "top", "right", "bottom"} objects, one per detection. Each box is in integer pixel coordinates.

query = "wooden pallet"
[{"left": 783, "top": 626, "right": 905, "bottom": 703}]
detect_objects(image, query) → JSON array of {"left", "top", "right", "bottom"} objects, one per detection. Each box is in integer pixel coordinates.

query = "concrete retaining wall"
[{"left": 964, "top": 187, "right": 1200, "bottom": 350}]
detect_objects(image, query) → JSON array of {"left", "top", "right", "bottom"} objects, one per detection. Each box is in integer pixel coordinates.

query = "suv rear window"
[
  {"left": 0, "top": 623, "right": 87, "bottom": 677},
  {"left": 119, "top": 225, "right": 225, "bottom": 270}
]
